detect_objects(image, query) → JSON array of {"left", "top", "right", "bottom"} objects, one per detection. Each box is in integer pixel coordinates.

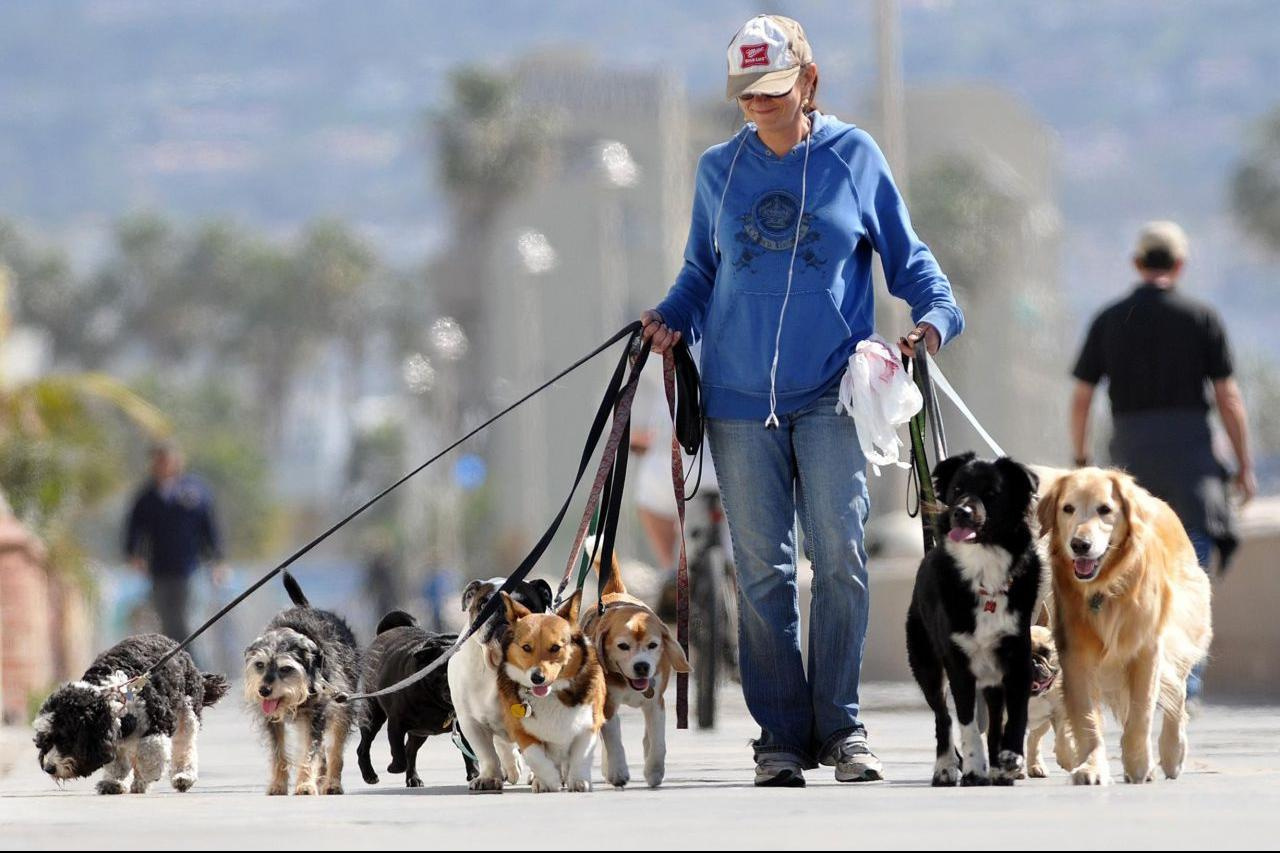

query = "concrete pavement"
[{"left": 3, "top": 683, "right": 1278, "bottom": 849}]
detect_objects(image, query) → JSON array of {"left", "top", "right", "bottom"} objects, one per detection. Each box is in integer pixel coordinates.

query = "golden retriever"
[{"left": 1037, "top": 467, "right": 1211, "bottom": 785}]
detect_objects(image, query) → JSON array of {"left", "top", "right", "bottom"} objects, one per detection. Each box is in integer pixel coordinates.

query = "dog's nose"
[
  {"left": 43, "top": 764, "right": 57, "bottom": 775},
  {"left": 258, "top": 685, "right": 273, "bottom": 697},
  {"left": 1070, "top": 537, "right": 1091, "bottom": 556},
  {"left": 953, "top": 504, "right": 974, "bottom": 522},
  {"left": 530, "top": 670, "right": 545, "bottom": 685},
  {"left": 633, "top": 661, "right": 650, "bottom": 677}
]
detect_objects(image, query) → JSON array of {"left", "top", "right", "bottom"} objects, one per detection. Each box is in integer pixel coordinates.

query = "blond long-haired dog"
[{"left": 1037, "top": 467, "right": 1211, "bottom": 785}]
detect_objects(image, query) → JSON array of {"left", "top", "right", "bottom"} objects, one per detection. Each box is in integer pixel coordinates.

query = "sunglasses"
[{"left": 737, "top": 86, "right": 795, "bottom": 103}]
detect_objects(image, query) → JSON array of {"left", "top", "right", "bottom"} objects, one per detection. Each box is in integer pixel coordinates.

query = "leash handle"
[{"left": 133, "top": 322, "right": 644, "bottom": 688}]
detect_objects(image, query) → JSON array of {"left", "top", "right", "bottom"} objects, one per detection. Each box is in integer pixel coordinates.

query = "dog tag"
[
  {"left": 644, "top": 686, "right": 655, "bottom": 699},
  {"left": 510, "top": 702, "right": 532, "bottom": 719}
]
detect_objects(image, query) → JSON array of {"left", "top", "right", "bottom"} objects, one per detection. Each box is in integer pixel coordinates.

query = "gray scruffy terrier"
[
  {"left": 243, "top": 571, "right": 362, "bottom": 795},
  {"left": 35, "top": 634, "right": 228, "bottom": 794}
]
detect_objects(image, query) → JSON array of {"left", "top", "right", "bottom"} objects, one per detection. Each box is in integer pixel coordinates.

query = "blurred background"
[{"left": 2, "top": 0, "right": 1279, "bottom": 720}]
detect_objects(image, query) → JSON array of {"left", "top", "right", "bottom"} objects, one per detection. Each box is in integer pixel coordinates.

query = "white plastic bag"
[{"left": 835, "top": 334, "right": 923, "bottom": 474}]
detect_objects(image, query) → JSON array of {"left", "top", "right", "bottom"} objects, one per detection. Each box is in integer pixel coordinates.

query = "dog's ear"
[
  {"left": 461, "top": 580, "right": 484, "bottom": 612},
  {"left": 501, "top": 591, "right": 532, "bottom": 625},
  {"left": 1110, "top": 470, "right": 1152, "bottom": 549},
  {"left": 528, "top": 579, "right": 554, "bottom": 612},
  {"left": 1035, "top": 472, "right": 1066, "bottom": 539},
  {"left": 995, "top": 457, "right": 1039, "bottom": 510},
  {"left": 660, "top": 624, "right": 692, "bottom": 674},
  {"left": 557, "top": 589, "right": 582, "bottom": 624},
  {"left": 931, "top": 452, "right": 975, "bottom": 502}
]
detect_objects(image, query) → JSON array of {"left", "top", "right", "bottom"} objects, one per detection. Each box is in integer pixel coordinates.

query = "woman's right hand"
[{"left": 640, "top": 309, "right": 682, "bottom": 354}]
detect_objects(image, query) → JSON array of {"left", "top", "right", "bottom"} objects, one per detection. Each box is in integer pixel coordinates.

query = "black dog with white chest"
[
  {"left": 906, "top": 453, "right": 1041, "bottom": 786},
  {"left": 357, "top": 611, "right": 471, "bottom": 787}
]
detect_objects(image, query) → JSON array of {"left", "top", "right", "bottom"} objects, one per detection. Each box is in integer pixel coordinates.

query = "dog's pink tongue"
[
  {"left": 1074, "top": 557, "right": 1098, "bottom": 578},
  {"left": 531, "top": 685, "right": 550, "bottom": 697},
  {"left": 261, "top": 698, "right": 281, "bottom": 715},
  {"left": 629, "top": 677, "right": 651, "bottom": 692},
  {"left": 948, "top": 527, "right": 977, "bottom": 543}
]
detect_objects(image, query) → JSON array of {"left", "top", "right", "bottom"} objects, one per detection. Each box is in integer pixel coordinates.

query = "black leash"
[
  {"left": 906, "top": 339, "right": 948, "bottom": 552},
  {"left": 128, "top": 321, "right": 646, "bottom": 688}
]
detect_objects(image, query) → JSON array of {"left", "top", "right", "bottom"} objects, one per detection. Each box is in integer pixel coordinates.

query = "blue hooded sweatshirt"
[{"left": 656, "top": 112, "right": 964, "bottom": 421}]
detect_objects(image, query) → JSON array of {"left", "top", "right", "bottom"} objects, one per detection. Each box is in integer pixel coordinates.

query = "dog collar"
[{"left": 977, "top": 583, "right": 1010, "bottom": 614}]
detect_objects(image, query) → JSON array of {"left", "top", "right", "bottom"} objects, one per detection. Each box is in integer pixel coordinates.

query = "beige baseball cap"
[
  {"left": 1133, "top": 220, "right": 1190, "bottom": 263},
  {"left": 725, "top": 15, "right": 813, "bottom": 100}
]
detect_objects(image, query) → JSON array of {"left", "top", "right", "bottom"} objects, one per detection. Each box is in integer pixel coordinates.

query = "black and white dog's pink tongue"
[
  {"left": 261, "top": 698, "right": 281, "bottom": 715},
  {"left": 948, "top": 527, "right": 978, "bottom": 543},
  {"left": 629, "top": 677, "right": 651, "bottom": 692},
  {"left": 531, "top": 685, "right": 550, "bottom": 697}
]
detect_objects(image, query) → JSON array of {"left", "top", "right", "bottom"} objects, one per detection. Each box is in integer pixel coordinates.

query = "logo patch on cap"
[{"left": 740, "top": 43, "right": 770, "bottom": 68}]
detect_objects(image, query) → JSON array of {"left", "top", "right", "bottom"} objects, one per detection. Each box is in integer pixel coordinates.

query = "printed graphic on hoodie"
[{"left": 732, "top": 189, "right": 826, "bottom": 273}]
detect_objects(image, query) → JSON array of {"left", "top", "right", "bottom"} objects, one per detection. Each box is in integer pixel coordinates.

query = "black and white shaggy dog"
[
  {"left": 906, "top": 453, "right": 1042, "bottom": 787},
  {"left": 34, "top": 634, "right": 228, "bottom": 794},
  {"left": 356, "top": 611, "right": 473, "bottom": 788},
  {"left": 243, "top": 571, "right": 361, "bottom": 795}
]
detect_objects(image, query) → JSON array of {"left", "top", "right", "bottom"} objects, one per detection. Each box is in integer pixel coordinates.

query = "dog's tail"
[
  {"left": 200, "top": 672, "right": 230, "bottom": 707},
  {"left": 586, "top": 538, "right": 627, "bottom": 597},
  {"left": 282, "top": 571, "right": 310, "bottom": 607},
  {"left": 376, "top": 610, "right": 417, "bottom": 635}
]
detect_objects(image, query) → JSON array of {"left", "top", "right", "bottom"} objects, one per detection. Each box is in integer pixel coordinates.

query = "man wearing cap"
[
  {"left": 124, "top": 442, "right": 226, "bottom": 646},
  {"left": 1070, "top": 222, "right": 1254, "bottom": 694}
]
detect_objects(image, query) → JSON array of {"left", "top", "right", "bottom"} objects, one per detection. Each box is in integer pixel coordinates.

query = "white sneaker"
[
  {"left": 823, "top": 730, "right": 885, "bottom": 782},
  {"left": 754, "top": 754, "right": 806, "bottom": 788}
]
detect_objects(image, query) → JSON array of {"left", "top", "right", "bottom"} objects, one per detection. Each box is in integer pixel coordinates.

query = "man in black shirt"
[
  {"left": 1070, "top": 221, "right": 1255, "bottom": 696},
  {"left": 124, "top": 442, "right": 225, "bottom": 645}
]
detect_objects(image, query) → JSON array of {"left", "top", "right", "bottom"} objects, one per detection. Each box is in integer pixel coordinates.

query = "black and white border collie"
[{"left": 906, "top": 453, "right": 1041, "bottom": 786}]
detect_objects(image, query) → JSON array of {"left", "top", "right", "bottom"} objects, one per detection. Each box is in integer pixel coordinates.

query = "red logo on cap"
[{"left": 740, "top": 43, "right": 770, "bottom": 68}]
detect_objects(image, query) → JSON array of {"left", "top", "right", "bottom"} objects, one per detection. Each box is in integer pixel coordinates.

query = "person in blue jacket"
[
  {"left": 642, "top": 14, "right": 964, "bottom": 787},
  {"left": 124, "top": 441, "right": 225, "bottom": 646}
]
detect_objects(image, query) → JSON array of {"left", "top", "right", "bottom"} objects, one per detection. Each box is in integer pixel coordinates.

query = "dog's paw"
[
  {"left": 1124, "top": 767, "right": 1155, "bottom": 784},
  {"left": 387, "top": 758, "right": 406, "bottom": 774},
  {"left": 171, "top": 772, "right": 196, "bottom": 793},
  {"left": 323, "top": 782, "right": 344, "bottom": 795},
  {"left": 406, "top": 774, "right": 423, "bottom": 789},
  {"left": 294, "top": 782, "right": 318, "bottom": 796},
  {"left": 606, "top": 766, "right": 631, "bottom": 788},
  {"left": 129, "top": 779, "right": 151, "bottom": 794},
  {"left": 266, "top": 780, "right": 289, "bottom": 796},
  {"left": 991, "top": 750, "right": 1023, "bottom": 785},
  {"left": 644, "top": 765, "right": 665, "bottom": 789},
  {"left": 566, "top": 776, "right": 592, "bottom": 793},
  {"left": 531, "top": 776, "right": 560, "bottom": 794},
  {"left": 931, "top": 766, "right": 960, "bottom": 787},
  {"left": 1027, "top": 762, "right": 1048, "bottom": 779},
  {"left": 960, "top": 771, "right": 991, "bottom": 787},
  {"left": 1071, "top": 766, "right": 1110, "bottom": 786},
  {"left": 96, "top": 779, "right": 127, "bottom": 795},
  {"left": 468, "top": 776, "right": 504, "bottom": 793},
  {"left": 362, "top": 770, "right": 379, "bottom": 785}
]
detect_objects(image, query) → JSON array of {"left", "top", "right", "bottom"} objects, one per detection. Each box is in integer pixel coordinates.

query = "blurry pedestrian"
[
  {"left": 1069, "top": 221, "right": 1255, "bottom": 696},
  {"left": 123, "top": 441, "right": 225, "bottom": 646},
  {"left": 364, "top": 548, "right": 400, "bottom": 619}
]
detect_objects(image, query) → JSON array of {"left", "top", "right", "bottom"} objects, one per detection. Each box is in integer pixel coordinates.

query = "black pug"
[
  {"left": 35, "top": 634, "right": 228, "bottom": 794},
  {"left": 357, "top": 611, "right": 472, "bottom": 787},
  {"left": 906, "top": 452, "right": 1041, "bottom": 787},
  {"left": 243, "top": 571, "right": 362, "bottom": 795}
]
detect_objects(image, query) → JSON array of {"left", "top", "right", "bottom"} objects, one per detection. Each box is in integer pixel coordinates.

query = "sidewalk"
[{"left": 3, "top": 684, "right": 1278, "bottom": 849}]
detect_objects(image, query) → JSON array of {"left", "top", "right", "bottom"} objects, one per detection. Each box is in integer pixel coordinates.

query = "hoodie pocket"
[{"left": 703, "top": 290, "right": 852, "bottom": 397}]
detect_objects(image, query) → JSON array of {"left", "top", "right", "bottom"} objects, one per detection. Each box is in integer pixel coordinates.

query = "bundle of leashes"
[
  {"left": 905, "top": 338, "right": 1006, "bottom": 551},
  {"left": 124, "top": 321, "right": 703, "bottom": 728}
]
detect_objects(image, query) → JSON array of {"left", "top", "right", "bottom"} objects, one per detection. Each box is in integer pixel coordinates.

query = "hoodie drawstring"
[{"left": 765, "top": 124, "right": 812, "bottom": 429}]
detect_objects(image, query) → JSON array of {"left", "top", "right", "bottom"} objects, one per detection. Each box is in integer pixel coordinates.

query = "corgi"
[
  {"left": 497, "top": 590, "right": 606, "bottom": 793},
  {"left": 580, "top": 555, "right": 690, "bottom": 788}
]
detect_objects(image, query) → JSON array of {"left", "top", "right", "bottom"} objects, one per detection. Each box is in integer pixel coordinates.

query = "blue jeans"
[
  {"left": 707, "top": 384, "right": 870, "bottom": 766},
  {"left": 1185, "top": 528, "right": 1212, "bottom": 700}
]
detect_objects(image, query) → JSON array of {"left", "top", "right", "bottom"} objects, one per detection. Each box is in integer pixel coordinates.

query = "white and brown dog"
[{"left": 580, "top": 557, "right": 690, "bottom": 788}]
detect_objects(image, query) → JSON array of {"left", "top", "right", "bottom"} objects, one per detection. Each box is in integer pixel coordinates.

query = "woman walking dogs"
[{"left": 642, "top": 15, "right": 963, "bottom": 787}]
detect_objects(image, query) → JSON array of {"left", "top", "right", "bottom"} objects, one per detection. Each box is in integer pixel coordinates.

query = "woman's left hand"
[{"left": 897, "top": 322, "right": 941, "bottom": 358}]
